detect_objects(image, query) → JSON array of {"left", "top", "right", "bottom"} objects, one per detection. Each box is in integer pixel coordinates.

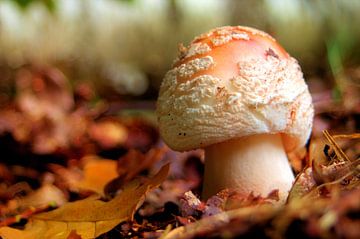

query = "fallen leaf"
[
  {"left": 66, "top": 230, "right": 82, "bottom": 239},
  {"left": 0, "top": 164, "right": 169, "bottom": 239},
  {"left": 161, "top": 204, "right": 276, "bottom": 239},
  {"left": 288, "top": 167, "right": 317, "bottom": 201},
  {"left": 309, "top": 131, "right": 360, "bottom": 197},
  {"left": 179, "top": 191, "right": 204, "bottom": 217},
  {"left": 209, "top": 189, "right": 279, "bottom": 214},
  {"left": 75, "top": 156, "right": 118, "bottom": 195}
]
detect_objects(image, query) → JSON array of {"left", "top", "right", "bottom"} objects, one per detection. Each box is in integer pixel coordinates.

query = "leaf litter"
[
  {"left": 0, "top": 66, "right": 359, "bottom": 238},
  {"left": 0, "top": 164, "right": 169, "bottom": 239}
]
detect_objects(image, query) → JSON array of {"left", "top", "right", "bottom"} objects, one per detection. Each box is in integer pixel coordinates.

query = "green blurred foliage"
[
  {"left": 3, "top": 0, "right": 56, "bottom": 12},
  {"left": 5, "top": 0, "right": 135, "bottom": 11}
]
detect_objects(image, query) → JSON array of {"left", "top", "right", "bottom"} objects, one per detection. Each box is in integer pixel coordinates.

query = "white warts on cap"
[
  {"left": 157, "top": 55, "right": 312, "bottom": 152},
  {"left": 185, "top": 42, "right": 212, "bottom": 58},
  {"left": 177, "top": 56, "right": 214, "bottom": 78},
  {"left": 157, "top": 26, "right": 313, "bottom": 152},
  {"left": 211, "top": 32, "right": 250, "bottom": 47},
  {"left": 211, "top": 35, "right": 233, "bottom": 46}
]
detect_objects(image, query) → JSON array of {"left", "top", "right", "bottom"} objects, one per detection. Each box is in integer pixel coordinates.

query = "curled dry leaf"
[
  {"left": 0, "top": 164, "right": 169, "bottom": 239},
  {"left": 179, "top": 191, "right": 204, "bottom": 217},
  {"left": 289, "top": 131, "right": 360, "bottom": 201}
]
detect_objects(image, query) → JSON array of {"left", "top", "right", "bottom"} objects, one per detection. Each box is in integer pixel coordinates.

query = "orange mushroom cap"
[
  {"left": 157, "top": 26, "right": 313, "bottom": 152},
  {"left": 175, "top": 26, "right": 288, "bottom": 82}
]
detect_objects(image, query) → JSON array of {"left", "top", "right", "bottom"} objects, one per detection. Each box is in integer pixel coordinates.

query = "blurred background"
[
  {"left": 0, "top": 0, "right": 359, "bottom": 102},
  {"left": 0, "top": 2, "right": 359, "bottom": 238}
]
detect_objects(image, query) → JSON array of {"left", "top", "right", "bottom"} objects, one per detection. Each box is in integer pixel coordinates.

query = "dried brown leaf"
[
  {"left": 66, "top": 230, "right": 82, "bottom": 239},
  {"left": 323, "top": 130, "right": 350, "bottom": 162},
  {"left": 179, "top": 191, "right": 204, "bottom": 217},
  {"left": 288, "top": 167, "right": 317, "bottom": 201},
  {"left": 0, "top": 164, "right": 169, "bottom": 239},
  {"left": 162, "top": 204, "right": 276, "bottom": 239},
  {"left": 75, "top": 156, "right": 118, "bottom": 195}
]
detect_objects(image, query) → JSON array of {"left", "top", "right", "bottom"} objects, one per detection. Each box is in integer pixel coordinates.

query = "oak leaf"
[{"left": 0, "top": 164, "right": 169, "bottom": 239}]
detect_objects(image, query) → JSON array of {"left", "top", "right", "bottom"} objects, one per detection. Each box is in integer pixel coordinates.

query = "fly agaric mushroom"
[{"left": 156, "top": 26, "right": 313, "bottom": 202}]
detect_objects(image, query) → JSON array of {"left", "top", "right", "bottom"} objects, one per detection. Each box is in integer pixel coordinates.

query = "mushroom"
[{"left": 156, "top": 26, "right": 313, "bottom": 202}]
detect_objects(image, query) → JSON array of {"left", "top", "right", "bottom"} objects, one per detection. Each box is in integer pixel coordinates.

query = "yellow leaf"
[
  {"left": 75, "top": 156, "right": 118, "bottom": 195},
  {"left": 0, "top": 164, "right": 169, "bottom": 239}
]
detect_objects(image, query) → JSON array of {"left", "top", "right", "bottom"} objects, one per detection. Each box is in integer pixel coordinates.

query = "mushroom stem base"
[{"left": 202, "top": 134, "right": 294, "bottom": 203}]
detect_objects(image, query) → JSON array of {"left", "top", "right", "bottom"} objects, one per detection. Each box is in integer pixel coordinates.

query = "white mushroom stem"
[{"left": 202, "top": 134, "right": 294, "bottom": 203}]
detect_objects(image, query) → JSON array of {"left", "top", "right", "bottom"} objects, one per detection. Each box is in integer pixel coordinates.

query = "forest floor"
[{"left": 0, "top": 66, "right": 359, "bottom": 238}]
